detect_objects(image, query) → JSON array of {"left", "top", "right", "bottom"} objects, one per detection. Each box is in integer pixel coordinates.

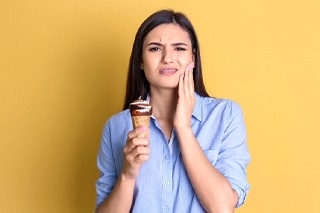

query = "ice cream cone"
[
  {"left": 129, "top": 97, "right": 152, "bottom": 138},
  {"left": 131, "top": 115, "right": 150, "bottom": 138}
]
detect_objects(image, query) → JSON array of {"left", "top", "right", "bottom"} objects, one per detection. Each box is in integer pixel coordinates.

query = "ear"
[{"left": 140, "top": 61, "right": 144, "bottom": 70}]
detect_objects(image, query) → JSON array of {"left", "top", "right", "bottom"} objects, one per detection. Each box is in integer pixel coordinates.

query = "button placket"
[{"left": 161, "top": 147, "right": 172, "bottom": 212}]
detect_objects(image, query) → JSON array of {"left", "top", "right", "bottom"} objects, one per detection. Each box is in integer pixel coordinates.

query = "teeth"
[{"left": 161, "top": 69, "right": 176, "bottom": 72}]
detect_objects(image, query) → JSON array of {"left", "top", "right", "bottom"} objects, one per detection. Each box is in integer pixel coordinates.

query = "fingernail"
[
  {"left": 139, "top": 126, "right": 146, "bottom": 131},
  {"left": 186, "top": 64, "right": 190, "bottom": 71}
]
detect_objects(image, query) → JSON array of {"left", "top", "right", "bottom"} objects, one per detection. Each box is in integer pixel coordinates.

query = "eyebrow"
[{"left": 147, "top": 42, "right": 189, "bottom": 47}]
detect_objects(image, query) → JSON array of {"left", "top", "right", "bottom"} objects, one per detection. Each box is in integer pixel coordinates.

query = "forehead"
[{"left": 144, "top": 23, "right": 191, "bottom": 44}]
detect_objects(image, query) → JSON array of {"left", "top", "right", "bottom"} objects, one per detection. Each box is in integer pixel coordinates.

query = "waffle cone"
[{"left": 131, "top": 115, "right": 150, "bottom": 138}]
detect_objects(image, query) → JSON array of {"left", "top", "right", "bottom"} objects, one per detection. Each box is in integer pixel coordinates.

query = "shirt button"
[
  {"left": 164, "top": 205, "right": 169, "bottom": 211},
  {"left": 165, "top": 155, "right": 170, "bottom": 160},
  {"left": 165, "top": 180, "right": 170, "bottom": 185}
]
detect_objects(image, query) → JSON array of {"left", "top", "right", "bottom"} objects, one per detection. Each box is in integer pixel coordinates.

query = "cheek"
[
  {"left": 142, "top": 54, "right": 157, "bottom": 69},
  {"left": 142, "top": 65, "right": 155, "bottom": 82},
  {"left": 143, "top": 69, "right": 151, "bottom": 79},
  {"left": 179, "top": 52, "right": 194, "bottom": 64},
  {"left": 179, "top": 58, "right": 193, "bottom": 68}
]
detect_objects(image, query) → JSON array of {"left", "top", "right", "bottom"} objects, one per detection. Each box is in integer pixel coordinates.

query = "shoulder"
[
  {"left": 103, "top": 109, "right": 132, "bottom": 132},
  {"left": 195, "top": 95, "right": 244, "bottom": 126},
  {"left": 108, "top": 109, "right": 131, "bottom": 123},
  {"left": 198, "top": 95, "right": 242, "bottom": 114},
  {"left": 100, "top": 109, "right": 132, "bottom": 149}
]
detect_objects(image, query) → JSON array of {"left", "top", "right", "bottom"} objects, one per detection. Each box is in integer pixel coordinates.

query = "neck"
[{"left": 150, "top": 88, "right": 178, "bottom": 121}]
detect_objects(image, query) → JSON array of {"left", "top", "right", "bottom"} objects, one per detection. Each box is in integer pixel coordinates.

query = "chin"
[
  {"left": 162, "top": 84, "right": 179, "bottom": 90},
  {"left": 164, "top": 81, "right": 180, "bottom": 89}
]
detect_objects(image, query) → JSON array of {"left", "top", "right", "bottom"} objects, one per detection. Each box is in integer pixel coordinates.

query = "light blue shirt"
[{"left": 96, "top": 93, "right": 250, "bottom": 212}]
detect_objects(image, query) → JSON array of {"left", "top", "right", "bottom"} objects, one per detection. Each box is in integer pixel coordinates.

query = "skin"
[{"left": 96, "top": 23, "right": 238, "bottom": 213}]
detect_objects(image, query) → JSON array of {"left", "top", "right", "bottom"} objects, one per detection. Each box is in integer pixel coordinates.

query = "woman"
[{"left": 96, "top": 10, "right": 250, "bottom": 213}]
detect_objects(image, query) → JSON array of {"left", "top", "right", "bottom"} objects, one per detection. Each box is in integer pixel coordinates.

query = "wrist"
[
  {"left": 120, "top": 172, "right": 137, "bottom": 183},
  {"left": 176, "top": 126, "right": 193, "bottom": 137}
]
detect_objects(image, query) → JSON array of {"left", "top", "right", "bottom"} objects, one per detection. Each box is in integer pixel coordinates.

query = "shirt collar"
[
  {"left": 145, "top": 93, "right": 202, "bottom": 122},
  {"left": 192, "top": 92, "right": 202, "bottom": 122}
]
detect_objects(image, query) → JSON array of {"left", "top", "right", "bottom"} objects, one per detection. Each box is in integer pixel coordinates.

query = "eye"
[
  {"left": 149, "top": 47, "right": 161, "bottom": 52},
  {"left": 175, "top": 47, "right": 187, "bottom": 51}
]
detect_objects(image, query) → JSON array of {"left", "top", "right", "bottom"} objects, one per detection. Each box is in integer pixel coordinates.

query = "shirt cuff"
[{"left": 232, "top": 183, "right": 250, "bottom": 208}]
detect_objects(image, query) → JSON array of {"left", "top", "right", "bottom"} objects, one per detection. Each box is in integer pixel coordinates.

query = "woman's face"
[{"left": 141, "top": 23, "right": 194, "bottom": 91}]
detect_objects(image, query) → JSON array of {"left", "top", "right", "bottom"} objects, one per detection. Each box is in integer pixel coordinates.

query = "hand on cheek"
[{"left": 174, "top": 62, "right": 196, "bottom": 129}]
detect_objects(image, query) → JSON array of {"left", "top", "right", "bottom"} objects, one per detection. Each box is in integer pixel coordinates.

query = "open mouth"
[{"left": 159, "top": 68, "right": 178, "bottom": 75}]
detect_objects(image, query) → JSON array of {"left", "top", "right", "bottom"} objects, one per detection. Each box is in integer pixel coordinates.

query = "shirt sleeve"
[
  {"left": 95, "top": 120, "right": 118, "bottom": 208},
  {"left": 214, "top": 101, "right": 251, "bottom": 207}
]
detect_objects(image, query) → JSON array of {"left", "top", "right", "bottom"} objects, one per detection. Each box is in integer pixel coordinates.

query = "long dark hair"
[{"left": 123, "top": 9, "right": 209, "bottom": 110}]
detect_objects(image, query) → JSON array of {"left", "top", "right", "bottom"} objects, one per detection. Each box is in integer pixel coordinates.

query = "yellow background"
[{"left": 1, "top": 0, "right": 319, "bottom": 212}]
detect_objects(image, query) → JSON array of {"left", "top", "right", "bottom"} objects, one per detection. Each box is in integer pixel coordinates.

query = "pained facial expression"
[{"left": 141, "top": 23, "right": 194, "bottom": 91}]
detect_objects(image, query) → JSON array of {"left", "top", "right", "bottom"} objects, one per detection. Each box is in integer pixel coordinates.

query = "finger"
[
  {"left": 137, "top": 126, "right": 150, "bottom": 138},
  {"left": 134, "top": 145, "right": 150, "bottom": 163},
  {"left": 178, "top": 73, "right": 185, "bottom": 98},
  {"left": 184, "top": 64, "right": 190, "bottom": 98},
  {"left": 125, "top": 127, "right": 149, "bottom": 153},
  {"left": 126, "top": 146, "right": 150, "bottom": 165},
  {"left": 134, "top": 153, "right": 150, "bottom": 164},
  {"left": 125, "top": 137, "right": 150, "bottom": 152},
  {"left": 189, "top": 62, "right": 195, "bottom": 95},
  {"left": 127, "top": 126, "right": 147, "bottom": 140},
  {"left": 124, "top": 142, "right": 150, "bottom": 161},
  {"left": 133, "top": 145, "right": 150, "bottom": 156}
]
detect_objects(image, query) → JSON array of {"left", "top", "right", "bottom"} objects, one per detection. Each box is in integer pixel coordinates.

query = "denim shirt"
[{"left": 96, "top": 93, "right": 250, "bottom": 212}]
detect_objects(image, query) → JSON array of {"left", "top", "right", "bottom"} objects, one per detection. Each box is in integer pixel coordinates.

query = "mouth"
[{"left": 159, "top": 68, "right": 178, "bottom": 76}]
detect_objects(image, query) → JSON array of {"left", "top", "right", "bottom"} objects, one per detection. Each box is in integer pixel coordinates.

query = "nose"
[{"left": 162, "top": 49, "right": 173, "bottom": 64}]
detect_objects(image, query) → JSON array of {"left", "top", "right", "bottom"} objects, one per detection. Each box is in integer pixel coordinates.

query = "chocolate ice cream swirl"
[{"left": 129, "top": 99, "right": 152, "bottom": 116}]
